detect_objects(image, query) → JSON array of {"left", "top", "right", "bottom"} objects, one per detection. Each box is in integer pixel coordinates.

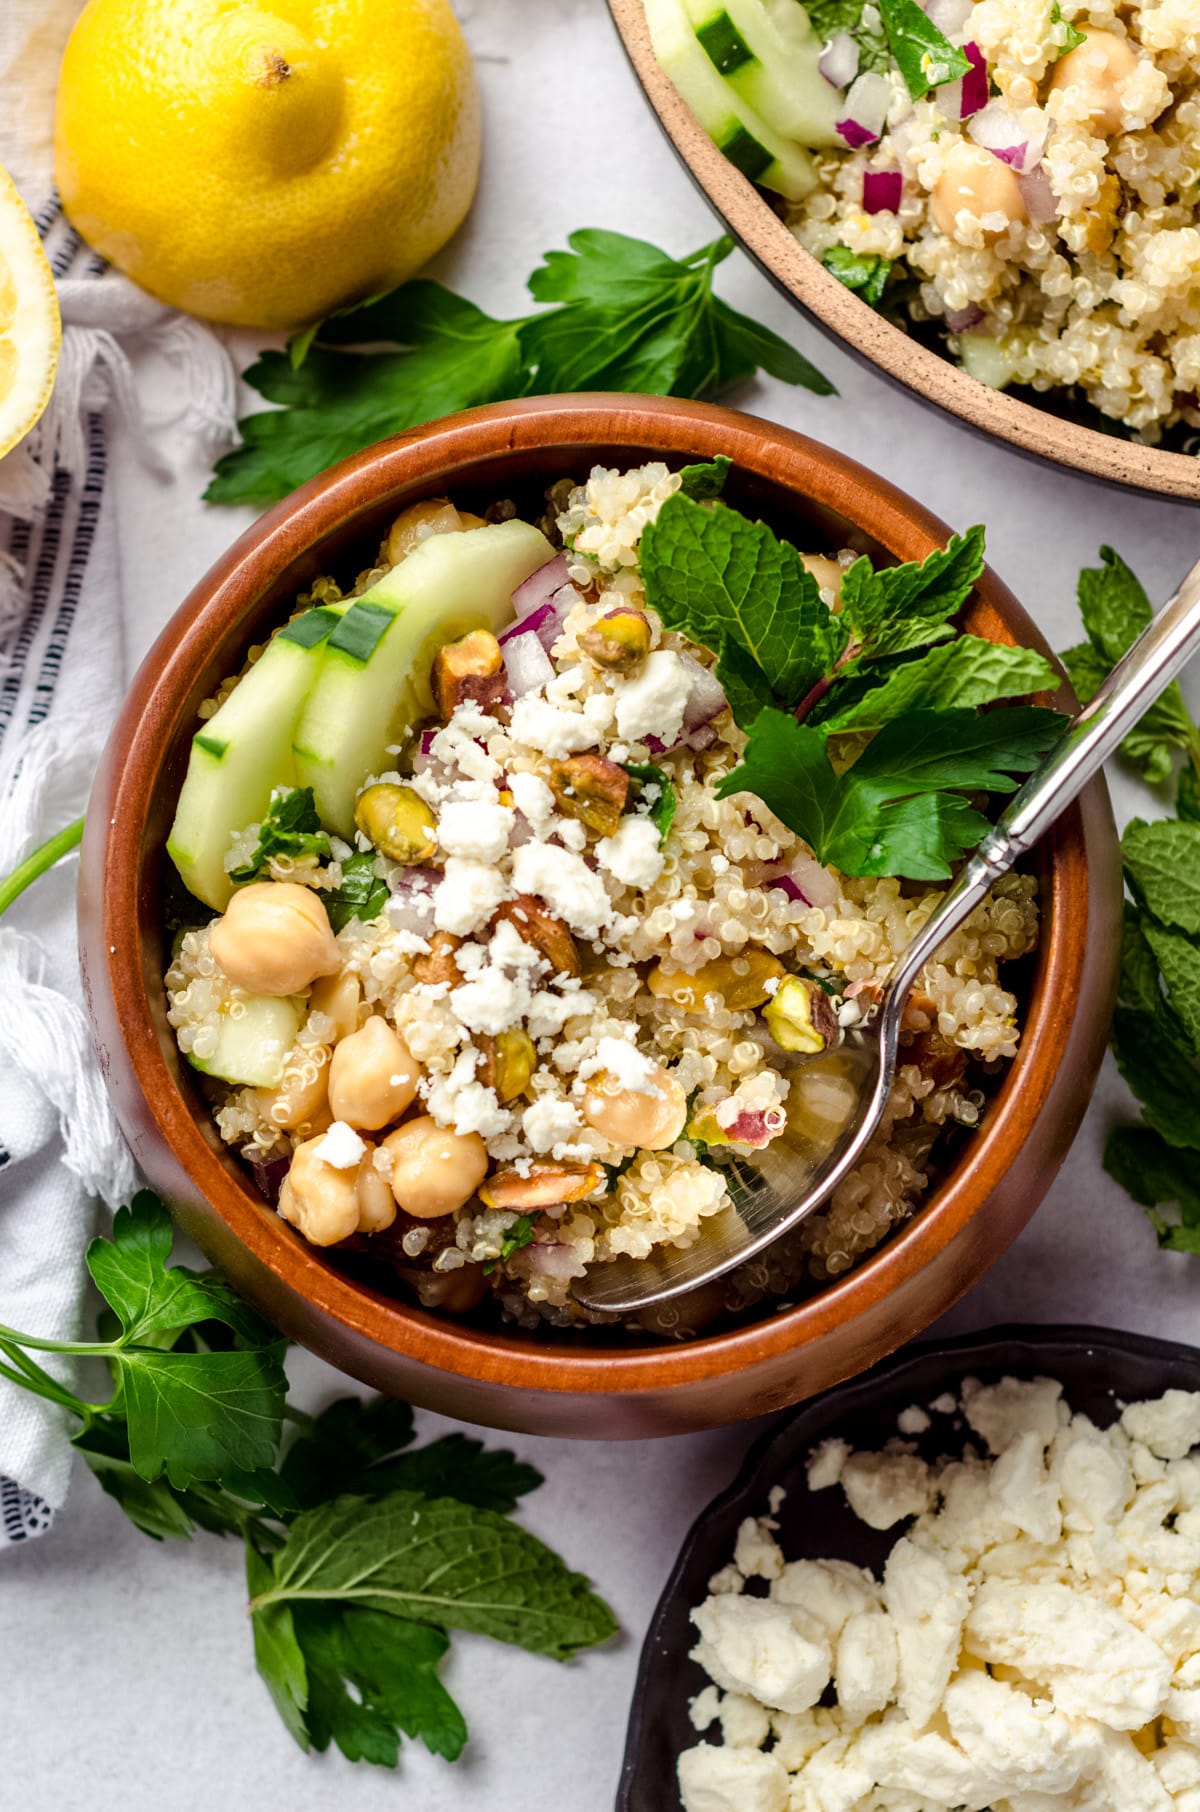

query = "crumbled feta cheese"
[
  {"left": 989, "top": 1427, "right": 1063, "bottom": 1545},
  {"left": 449, "top": 968, "right": 531, "bottom": 1037},
  {"left": 962, "top": 1375, "right": 1064, "bottom": 1455},
  {"left": 525, "top": 984, "right": 598, "bottom": 1039},
  {"left": 509, "top": 695, "right": 601, "bottom": 759},
  {"left": 897, "top": 1405, "right": 931, "bottom": 1435},
  {"left": 311, "top": 1121, "right": 367, "bottom": 1169},
  {"left": 773, "top": 1558, "right": 880, "bottom": 1635},
  {"left": 596, "top": 815, "right": 665, "bottom": 890},
  {"left": 835, "top": 1611, "right": 898, "bottom": 1722},
  {"left": 690, "top": 1595, "right": 831, "bottom": 1715},
  {"left": 508, "top": 770, "right": 556, "bottom": 831},
  {"left": 433, "top": 857, "right": 509, "bottom": 935},
  {"left": 677, "top": 1744, "right": 790, "bottom": 1812},
  {"left": 577, "top": 1034, "right": 662, "bottom": 1093},
  {"left": 840, "top": 1449, "right": 932, "bottom": 1529},
  {"left": 942, "top": 1670, "right": 1087, "bottom": 1797},
  {"left": 614, "top": 649, "right": 692, "bottom": 744},
  {"left": 884, "top": 1538, "right": 969, "bottom": 1729},
  {"left": 733, "top": 1516, "right": 784, "bottom": 1581},
  {"left": 1123, "top": 1391, "right": 1200, "bottom": 1461},
  {"left": 510, "top": 842, "right": 612, "bottom": 938},
  {"left": 436, "top": 799, "right": 514, "bottom": 864},
  {"left": 521, "top": 1094, "right": 582, "bottom": 1153},
  {"left": 807, "top": 1437, "right": 850, "bottom": 1492}
]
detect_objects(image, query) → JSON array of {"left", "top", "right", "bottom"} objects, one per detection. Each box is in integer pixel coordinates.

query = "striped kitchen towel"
[{"left": 0, "top": 199, "right": 237, "bottom": 1544}]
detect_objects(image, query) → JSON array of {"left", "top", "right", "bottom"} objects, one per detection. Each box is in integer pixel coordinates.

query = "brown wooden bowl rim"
[
  {"left": 90, "top": 393, "right": 1100, "bottom": 1397},
  {"left": 606, "top": 0, "right": 1200, "bottom": 504}
]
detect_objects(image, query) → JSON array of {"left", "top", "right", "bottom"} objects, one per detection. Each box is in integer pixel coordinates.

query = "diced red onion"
[
  {"left": 385, "top": 865, "right": 440, "bottom": 934},
  {"left": 863, "top": 169, "right": 903, "bottom": 213},
  {"left": 968, "top": 100, "right": 1045, "bottom": 173},
  {"left": 502, "top": 630, "right": 555, "bottom": 698},
  {"left": 250, "top": 1157, "right": 289, "bottom": 1206},
  {"left": 924, "top": 0, "right": 973, "bottom": 34},
  {"left": 836, "top": 72, "right": 891, "bottom": 147},
  {"left": 1018, "top": 164, "right": 1058, "bottom": 224},
  {"left": 510, "top": 1239, "right": 586, "bottom": 1282},
  {"left": 680, "top": 652, "right": 728, "bottom": 733},
  {"left": 945, "top": 303, "right": 985, "bottom": 331},
  {"left": 942, "top": 42, "right": 988, "bottom": 119},
  {"left": 818, "top": 29, "right": 859, "bottom": 88},
  {"left": 419, "top": 729, "right": 436, "bottom": 756},
  {"left": 767, "top": 853, "right": 841, "bottom": 909},
  {"left": 511, "top": 553, "right": 569, "bottom": 620},
  {"left": 763, "top": 872, "right": 808, "bottom": 902}
]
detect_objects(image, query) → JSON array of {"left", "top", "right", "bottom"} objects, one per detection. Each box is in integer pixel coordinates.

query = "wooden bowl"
[
  {"left": 77, "top": 394, "right": 1122, "bottom": 1439},
  {"left": 607, "top": 0, "right": 1200, "bottom": 503}
]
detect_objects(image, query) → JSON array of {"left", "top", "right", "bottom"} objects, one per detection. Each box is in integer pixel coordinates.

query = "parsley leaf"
[
  {"left": 86, "top": 1192, "right": 273, "bottom": 1346},
  {"left": 319, "top": 850, "right": 389, "bottom": 932},
  {"left": 718, "top": 705, "right": 1062, "bottom": 879},
  {"left": 250, "top": 1491, "right": 618, "bottom": 1660},
  {"left": 640, "top": 494, "right": 848, "bottom": 724},
  {"left": 1049, "top": 1, "right": 1087, "bottom": 57},
  {"left": 799, "top": 0, "right": 891, "bottom": 71},
  {"left": 119, "top": 1343, "right": 288, "bottom": 1489},
  {"left": 228, "top": 786, "right": 330, "bottom": 883},
  {"left": 293, "top": 1603, "right": 468, "bottom": 1766},
  {"left": 822, "top": 245, "right": 893, "bottom": 307},
  {"left": 624, "top": 763, "right": 678, "bottom": 841},
  {"left": 878, "top": 0, "right": 970, "bottom": 94},
  {"left": 207, "top": 231, "right": 832, "bottom": 506}
]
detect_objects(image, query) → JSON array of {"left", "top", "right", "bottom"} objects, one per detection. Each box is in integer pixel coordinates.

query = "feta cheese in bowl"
[{"left": 78, "top": 397, "right": 1119, "bottom": 1436}]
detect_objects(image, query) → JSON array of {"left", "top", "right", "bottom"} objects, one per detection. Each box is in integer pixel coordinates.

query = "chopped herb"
[
  {"left": 877, "top": 0, "right": 970, "bottom": 95},
  {"left": 822, "top": 245, "right": 894, "bottom": 308},
  {"left": 624, "top": 762, "right": 679, "bottom": 841},
  {"left": 207, "top": 231, "right": 832, "bottom": 507},
  {"left": 483, "top": 1214, "right": 537, "bottom": 1275},
  {"left": 228, "top": 786, "right": 330, "bottom": 883},
  {"left": 798, "top": 0, "right": 892, "bottom": 71},
  {"left": 319, "top": 850, "right": 389, "bottom": 932},
  {"left": 678, "top": 454, "right": 733, "bottom": 500},
  {"left": 1049, "top": 1, "right": 1087, "bottom": 58}
]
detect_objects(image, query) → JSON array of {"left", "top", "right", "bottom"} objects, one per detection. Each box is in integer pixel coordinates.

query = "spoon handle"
[{"left": 889, "top": 555, "right": 1200, "bottom": 1003}]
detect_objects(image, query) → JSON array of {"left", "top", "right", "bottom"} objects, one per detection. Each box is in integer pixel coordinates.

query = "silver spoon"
[{"left": 572, "top": 556, "right": 1200, "bottom": 1319}]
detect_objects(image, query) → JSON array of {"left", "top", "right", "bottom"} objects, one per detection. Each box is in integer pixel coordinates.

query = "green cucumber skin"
[
  {"left": 167, "top": 607, "right": 342, "bottom": 912},
  {"left": 293, "top": 520, "right": 554, "bottom": 841},
  {"left": 188, "top": 994, "right": 304, "bottom": 1089}
]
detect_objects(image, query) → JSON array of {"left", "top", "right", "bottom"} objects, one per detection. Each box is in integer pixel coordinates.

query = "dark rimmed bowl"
[
  {"left": 617, "top": 1323, "right": 1200, "bottom": 1810},
  {"left": 77, "top": 394, "right": 1121, "bottom": 1438},
  {"left": 607, "top": 0, "right": 1200, "bottom": 503}
]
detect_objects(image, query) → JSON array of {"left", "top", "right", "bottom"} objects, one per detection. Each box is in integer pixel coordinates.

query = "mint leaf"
[
  {"left": 1062, "top": 572, "right": 1192, "bottom": 786},
  {"left": 293, "top": 1604, "right": 468, "bottom": 1766},
  {"left": 839, "top": 525, "right": 986, "bottom": 657},
  {"left": 1121, "top": 904, "right": 1165, "bottom": 1017},
  {"left": 228, "top": 786, "right": 330, "bottom": 883},
  {"left": 1144, "top": 922, "right": 1200, "bottom": 1053},
  {"left": 624, "top": 763, "right": 678, "bottom": 841},
  {"left": 248, "top": 1543, "right": 311, "bottom": 1749},
  {"left": 208, "top": 233, "right": 830, "bottom": 507},
  {"left": 678, "top": 455, "right": 732, "bottom": 500},
  {"left": 319, "top": 851, "right": 389, "bottom": 933},
  {"left": 718, "top": 706, "right": 1061, "bottom": 879},
  {"left": 85, "top": 1192, "right": 272, "bottom": 1347},
  {"left": 640, "top": 494, "right": 847, "bottom": 723},
  {"left": 799, "top": 0, "right": 892, "bottom": 70},
  {"left": 120, "top": 1344, "right": 288, "bottom": 1488},
  {"left": 1079, "top": 546, "right": 1151, "bottom": 660},
  {"left": 253, "top": 1492, "right": 618, "bottom": 1661},
  {"left": 817, "top": 636, "right": 1055, "bottom": 731},
  {"left": 822, "top": 245, "right": 893, "bottom": 307},
  {"left": 877, "top": 0, "right": 970, "bottom": 94},
  {"left": 1111, "top": 1008, "right": 1200, "bottom": 1149},
  {"left": 1123, "top": 819, "right": 1200, "bottom": 934},
  {"left": 1105, "top": 1125, "right": 1200, "bottom": 1226},
  {"left": 1180, "top": 765, "right": 1200, "bottom": 822}
]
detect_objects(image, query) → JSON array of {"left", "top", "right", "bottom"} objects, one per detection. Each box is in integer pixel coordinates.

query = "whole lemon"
[{"left": 53, "top": 0, "right": 481, "bottom": 331}]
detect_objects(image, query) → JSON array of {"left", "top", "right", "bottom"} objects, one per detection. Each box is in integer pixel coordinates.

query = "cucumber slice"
[
  {"left": 167, "top": 605, "right": 343, "bottom": 912},
  {"left": 189, "top": 993, "right": 303, "bottom": 1090},
  {"left": 682, "top": 0, "right": 843, "bottom": 146},
  {"left": 294, "top": 519, "right": 554, "bottom": 839},
  {"left": 645, "top": 0, "right": 818, "bottom": 198}
]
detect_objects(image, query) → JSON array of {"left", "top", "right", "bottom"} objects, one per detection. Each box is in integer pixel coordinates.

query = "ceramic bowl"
[
  {"left": 77, "top": 394, "right": 1122, "bottom": 1439},
  {"left": 606, "top": 0, "right": 1200, "bottom": 503},
  {"left": 617, "top": 1324, "right": 1200, "bottom": 1809}
]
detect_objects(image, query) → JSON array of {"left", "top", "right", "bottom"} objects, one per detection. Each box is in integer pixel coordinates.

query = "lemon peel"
[{"left": 0, "top": 167, "right": 61, "bottom": 462}]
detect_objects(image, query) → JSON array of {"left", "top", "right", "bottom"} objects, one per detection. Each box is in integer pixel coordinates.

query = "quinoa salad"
[
  {"left": 163, "top": 460, "right": 1047, "bottom": 1336},
  {"left": 646, "top": 0, "right": 1200, "bottom": 442}
]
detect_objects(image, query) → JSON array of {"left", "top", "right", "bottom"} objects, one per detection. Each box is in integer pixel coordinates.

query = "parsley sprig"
[
  {"left": 228, "top": 785, "right": 330, "bottom": 883},
  {"left": 206, "top": 230, "right": 833, "bottom": 507},
  {"left": 1058, "top": 550, "right": 1200, "bottom": 1253},
  {"left": 639, "top": 493, "right": 1063, "bottom": 878},
  {"left": 0, "top": 1193, "right": 616, "bottom": 1770}
]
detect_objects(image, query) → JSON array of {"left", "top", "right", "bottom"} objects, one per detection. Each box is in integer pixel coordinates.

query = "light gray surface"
[{"left": 3, "top": 2, "right": 1200, "bottom": 1808}]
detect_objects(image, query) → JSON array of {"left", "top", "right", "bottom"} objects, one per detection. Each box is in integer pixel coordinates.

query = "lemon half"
[{"left": 0, "top": 169, "right": 60, "bottom": 461}]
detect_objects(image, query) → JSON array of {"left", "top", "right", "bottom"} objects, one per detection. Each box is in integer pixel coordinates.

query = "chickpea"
[
  {"left": 277, "top": 1134, "right": 362, "bottom": 1247},
  {"left": 255, "top": 1048, "right": 330, "bottom": 1132},
  {"left": 800, "top": 554, "right": 845, "bottom": 608},
  {"left": 931, "top": 142, "right": 1027, "bottom": 246},
  {"left": 308, "top": 969, "right": 362, "bottom": 1041},
  {"left": 328, "top": 1014, "right": 421, "bottom": 1130},
  {"left": 579, "top": 1062, "right": 688, "bottom": 1152},
  {"left": 380, "top": 1116, "right": 488, "bottom": 1219},
  {"left": 1046, "top": 29, "right": 1136, "bottom": 135},
  {"left": 385, "top": 497, "right": 463, "bottom": 565},
  {"left": 356, "top": 1152, "right": 397, "bottom": 1234},
  {"left": 210, "top": 882, "right": 340, "bottom": 996}
]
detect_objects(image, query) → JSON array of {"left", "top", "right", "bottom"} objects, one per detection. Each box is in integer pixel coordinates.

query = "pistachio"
[
  {"left": 491, "top": 894, "right": 580, "bottom": 978},
  {"left": 904, "top": 1028, "right": 968, "bottom": 1091},
  {"left": 547, "top": 754, "right": 630, "bottom": 838},
  {"left": 412, "top": 930, "right": 463, "bottom": 988},
  {"left": 578, "top": 608, "right": 651, "bottom": 673},
  {"left": 648, "top": 950, "right": 786, "bottom": 1014},
  {"left": 480, "top": 1160, "right": 604, "bottom": 1210},
  {"left": 478, "top": 1028, "right": 537, "bottom": 1103},
  {"left": 432, "top": 628, "right": 505, "bottom": 720},
  {"left": 764, "top": 975, "right": 841, "bottom": 1056},
  {"left": 354, "top": 783, "right": 438, "bottom": 865}
]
